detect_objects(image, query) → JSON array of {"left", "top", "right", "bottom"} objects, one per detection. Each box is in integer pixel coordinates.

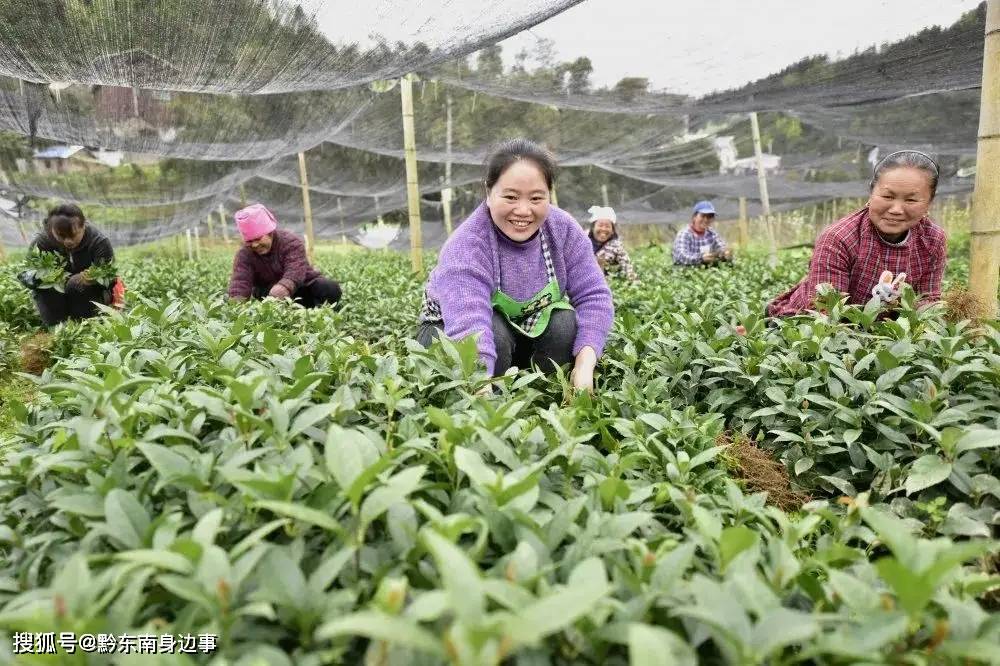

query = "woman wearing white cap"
[{"left": 588, "top": 206, "right": 637, "bottom": 282}]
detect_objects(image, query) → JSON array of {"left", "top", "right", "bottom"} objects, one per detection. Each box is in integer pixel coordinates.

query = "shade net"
[{"left": 0, "top": 1, "right": 986, "bottom": 247}]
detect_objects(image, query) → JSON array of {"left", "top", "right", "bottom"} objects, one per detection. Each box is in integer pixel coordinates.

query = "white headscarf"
[{"left": 587, "top": 205, "right": 616, "bottom": 223}]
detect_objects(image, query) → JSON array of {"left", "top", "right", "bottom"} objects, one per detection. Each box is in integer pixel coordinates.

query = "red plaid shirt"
[{"left": 767, "top": 207, "right": 946, "bottom": 316}]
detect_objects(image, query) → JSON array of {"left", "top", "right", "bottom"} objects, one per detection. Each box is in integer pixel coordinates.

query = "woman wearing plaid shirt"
[
  {"left": 768, "top": 150, "right": 946, "bottom": 317},
  {"left": 588, "top": 206, "right": 638, "bottom": 282}
]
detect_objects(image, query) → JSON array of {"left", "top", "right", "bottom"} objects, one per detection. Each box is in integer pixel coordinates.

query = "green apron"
[{"left": 490, "top": 228, "right": 574, "bottom": 338}]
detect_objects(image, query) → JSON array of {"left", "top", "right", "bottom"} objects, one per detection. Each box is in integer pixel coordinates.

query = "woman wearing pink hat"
[{"left": 227, "top": 203, "right": 342, "bottom": 307}]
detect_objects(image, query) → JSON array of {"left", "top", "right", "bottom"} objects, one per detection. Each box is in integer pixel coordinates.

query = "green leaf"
[
  {"left": 255, "top": 501, "right": 342, "bottom": 534},
  {"left": 257, "top": 548, "right": 307, "bottom": 609},
  {"left": 719, "top": 526, "right": 758, "bottom": 572},
  {"left": 955, "top": 429, "right": 1000, "bottom": 455},
  {"left": 904, "top": 455, "right": 952, "bottom": 495},
  {"left": 750, "top": 608, "right": 818, "bottom": 656},
  {"left": 115, "top": 550, "right": 193, "bottom": 574},
  {"left": 290, "top": 403, "right": 333, "bottom": 438},
  {"left": 104, "top": 490, "right": 150, "bottom": 550},
  {"left": 503, "top": 557, "right": 611, "bottom": 647},
  {"left": 325, "top": 424, "right": 380, "bottom": 492},
  {"left": 192, "top": 508, "right": 224, "bottom": 547},
  {"left": 629, "top": 624, "right": 696, "bottom": 666},
  {"left": 315, "top": 611, "right": 443, "bottom": 655},
  {"left": 454, "top": 447, "right": 499, "bottom": 488},
  {"left": 421, "top": 529, "right": 485, "bottom": 626}
]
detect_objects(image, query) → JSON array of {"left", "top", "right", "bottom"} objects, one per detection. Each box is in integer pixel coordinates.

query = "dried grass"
[
  {"left": 720, "top": 432, "right": 810, "bottom": 511},
  {"left": 19, "top": 332, "right": 53, "bottom": 376}
]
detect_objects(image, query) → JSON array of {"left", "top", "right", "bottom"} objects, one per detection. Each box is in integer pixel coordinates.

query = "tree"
[
  {"left": 476, "top": 45, "right": 503, "bottom": 78},
  {"left": 564, "top": 57, "right": 593, "bottom": 94},
  {"left": 613, "top": 77, "right": 649, "bottom": 102}
]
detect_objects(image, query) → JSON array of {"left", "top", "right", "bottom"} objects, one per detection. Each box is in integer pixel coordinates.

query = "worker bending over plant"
[
  {"left": 417, "top": 138, "right": 614, "bottom": 392},
  {"left": 228, "top": 203, "right": 342, "bottom": 308},
  {"left": 767, "top": 150, "right": 946, "bottom": 316},
  {"left": 18, "top": 203, "right": 122, "bottom": 327}
]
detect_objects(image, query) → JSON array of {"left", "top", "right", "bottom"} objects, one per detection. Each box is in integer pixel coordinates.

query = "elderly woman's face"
[
  {"left": 246, "top": 232, "right": 274, "bottom": 255},
  {"left": 486, "top": 160, "right": 550, "bottom": 242},
  {"left": 868, "top": 166, "right": 934, "bottom": 239},
  {"left": 593, "top": 219, "right": 615, "bottom": 242}
]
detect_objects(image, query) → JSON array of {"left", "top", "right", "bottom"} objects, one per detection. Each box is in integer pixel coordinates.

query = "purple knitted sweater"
[{"left": 425, "top": 202, "right": 614, "bottom": 374}]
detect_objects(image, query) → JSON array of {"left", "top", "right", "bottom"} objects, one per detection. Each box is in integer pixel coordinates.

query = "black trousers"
[
  {"left": 33, "top": 285, "right": 109, "bottom": 327},
  {"left": 417, "top": 309, "right": 577, "bottom": 376},
  {"left": 254, "top": 278, "right": 342, "bottom": 308}
]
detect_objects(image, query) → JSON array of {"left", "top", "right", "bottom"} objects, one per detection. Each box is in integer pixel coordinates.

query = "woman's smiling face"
[
  {"left": 868, "top": 166, "right": 934, "bottom": 239},
  {"left": 486, "top": 160, "right": 550, "bottom": 242}
]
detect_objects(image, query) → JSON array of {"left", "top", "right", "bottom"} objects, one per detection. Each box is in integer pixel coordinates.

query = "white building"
[{"left": 713, "top": 135, "right": 782, "bottom": 175}]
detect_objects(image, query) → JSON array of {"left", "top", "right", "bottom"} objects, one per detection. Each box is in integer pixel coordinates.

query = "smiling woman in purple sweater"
[{"left": 417, "top": 138, "right": 613, "bottom": 391}]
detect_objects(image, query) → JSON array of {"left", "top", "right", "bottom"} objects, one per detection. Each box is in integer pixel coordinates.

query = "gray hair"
[{"left": 870, "top": 150, "right": 939, "bottom": 198}]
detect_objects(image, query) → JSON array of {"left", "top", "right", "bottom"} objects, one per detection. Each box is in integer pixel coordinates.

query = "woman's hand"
[
  {"left": 268, "top": 283, "right": 292, "bottom": 299},
  {"left": 570, "top": 346, "right": 597, "bottom": 392}
]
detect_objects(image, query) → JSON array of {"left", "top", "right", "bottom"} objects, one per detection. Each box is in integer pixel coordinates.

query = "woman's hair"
[
  {"left": 869, "top": 150, "right": 939, "bottom": 198},
  {"left": 45, "top": 203, "right": 86, "bottom": 237},
  {"left": 484, "top": 138, "right": 557, "bottom": 191}
]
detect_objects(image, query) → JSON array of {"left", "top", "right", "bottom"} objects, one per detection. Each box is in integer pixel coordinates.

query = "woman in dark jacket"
[
  {"left": 21, "top": 203, "right": 118, "bottom": 326},
  {"left": 227, "top": 203, "right": 342, "bottom": 307}
]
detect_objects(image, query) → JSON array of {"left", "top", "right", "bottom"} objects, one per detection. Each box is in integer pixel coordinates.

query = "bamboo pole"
[
  {"left": 297, "top": 151, "right": 315, "bottom": 260},
  {"left": 550, "top": 183, "right": 559, "bottom": 207},
  {"left": 442, "top": 93, "right": 454, "bottom": 236},
  {"left": 400, "top": 73, "right": 423, "bottom": 273},
  {"left": 206, "top": 214, "right": 215, "bottom": 242},
  {"left": 0, "top": 230, "right": 6, "bottom": 262},
  {"left": 738, "top": 196, "right": 749, "bottom": 248},
  {"left": 749, "top": 112, "right": 777, "bottom": 266},
  {"left": 601, "top": 183, "right": 610, "bottom": 208},
  {"left": 194, "top": 226, "right": 202, "bottom": 261},
  {"left": 219, "top": 205, "right": 230, "bottom": 244},
  {"left": 185, "top": 229, "right": 194, "bottom": 261},
  {"left": 970, "top": 0, "right": 1000, "bottom": 316},
  {"left": 16, "top": 220, "right": 27, "bottom": 243}
]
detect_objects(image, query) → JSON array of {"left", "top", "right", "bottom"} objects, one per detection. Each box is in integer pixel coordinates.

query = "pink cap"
[{"left": 234, "top": 203, "right": 277, "bottom": 241}]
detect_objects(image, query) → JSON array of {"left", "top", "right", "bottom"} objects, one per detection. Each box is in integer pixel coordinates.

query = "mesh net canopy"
[{"left": 0, "top": 1, "right": 986, "bottom": 246}]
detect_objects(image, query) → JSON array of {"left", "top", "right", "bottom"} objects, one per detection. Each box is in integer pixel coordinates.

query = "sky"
[{"left": 493, "top": 0, "right": 983, "bottom": 96}]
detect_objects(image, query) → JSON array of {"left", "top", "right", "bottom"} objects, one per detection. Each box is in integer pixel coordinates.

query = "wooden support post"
[
  {"left": 750, "top": 112, "right": 777, "bottom": 266},
  {"left": 185, "top": 229, "right": 194, "bottom": 261},
  {"left": 297, "top": 151, "right": 315, "bottom": 260},
  {"left": 194, "top": 226, "right": 202, "bottom": 261},
  {"left": 0, "top": 230, "right": 6, "bottom": 262},
  {"left": 240, "top": 184, "right": 248, "bottom": 208},
  {"left": 970, "top": 0, "right": 1000, "bottom": 316},
  {"left": 601, "top": 183, "right": 610, "bottom": 208},
  {"left": 442, "top": 93, "right": 454, "bottom": 236},
  {"left": 738, "top": 196, "right": 749, "bottom": 248},
  {"left": 206, "top": 214, "right": 215, "bottom": 242},
  {"left": 219, "top": 205, "right": 230, "bottom": 244},
  {"left": 400, "top": 73, "right": 423, "bottom": 273}
]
